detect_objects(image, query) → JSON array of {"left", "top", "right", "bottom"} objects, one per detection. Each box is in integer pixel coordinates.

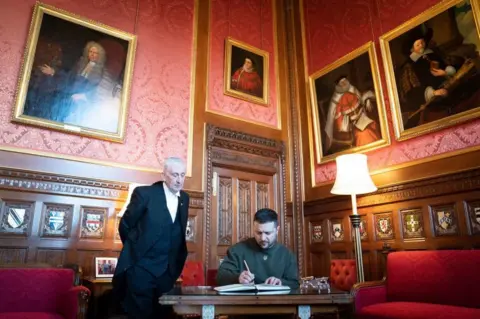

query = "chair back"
[
  {"left": 330, "top": 259, "right": 356, "bottom": 291},
  {"left": 179, "top": 260, "right": 205, "bottom": 286},
  {"left": 206, "top": 269, "right": 218, "bottom": 286}
]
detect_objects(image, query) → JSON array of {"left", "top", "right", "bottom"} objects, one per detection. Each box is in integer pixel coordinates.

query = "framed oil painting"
[
  {"left": 380, "top": 0, "right": 480, "bottom": 141},
  {"left": 224, "top": 37, "right": 269, "bottom": 105},
  {"left": 309, "top": 42, "right": 390, "bottom": 163},
  {"left": 12, "top": 3, "right": 137, "bottom": 142}
]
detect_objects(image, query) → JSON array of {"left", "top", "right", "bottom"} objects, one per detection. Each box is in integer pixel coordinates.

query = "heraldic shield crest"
[
  {"left": 466, "top": 202, "right": 480, "bottom": 235},
  {"left": 401, "top": 209, "right": 425, "bottom": 239},
  {"left": 437, "top": 211, "right": 453, "bottom": 230},
  {"left": 312, "top": 223, "right": 323, "bottom": 243},
  {"left": 80, "top": 208, "right": 105, "bottom": 239},
  {"left": 40, "top": 204, "right": 72, "bottom": 238},
  {"left": 374, "top": 213, "right": 394, "bottom": 240},
  {"left": 331, "top": 219, "right": 344, "bottom": 241},
  {"left": 431, "top": 205, "right": 458, "bottom": 236}
]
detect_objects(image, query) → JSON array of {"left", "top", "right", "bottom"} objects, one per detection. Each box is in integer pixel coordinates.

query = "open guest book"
[{"left": 214, "top": 283, "right": 291, "bottom": 293}]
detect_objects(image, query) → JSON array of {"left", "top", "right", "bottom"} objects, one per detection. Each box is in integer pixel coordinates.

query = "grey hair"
[
  {"left": 163, "top": 157, "right": 185, "bottom": 172},
  {"left": 83, "top": 41, "right": 106, "bottom": 66}
]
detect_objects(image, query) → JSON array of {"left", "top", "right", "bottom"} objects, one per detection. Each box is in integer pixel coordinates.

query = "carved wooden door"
[{"left": 209, "top": 166, "right": 277, "bottom": 269}]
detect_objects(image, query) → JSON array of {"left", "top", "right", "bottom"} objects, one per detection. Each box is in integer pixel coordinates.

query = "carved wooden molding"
[
  {"left": 0, "top": 168, "right": 128, "bottom": 199},
  {"left": 188, "top": 191, "right": 204, "bottom": 209},
  {"left": 305, "top": 168, "right": 480, "bottom": 215},
  {"left": 0, "top": 167, "right": 204, "bottom": 203},
  {"left": 284, "top": 0, "right": 306, "bottom": 276},
  {"left": 204, "top": 124, "right": 287, "bottom": 271}
]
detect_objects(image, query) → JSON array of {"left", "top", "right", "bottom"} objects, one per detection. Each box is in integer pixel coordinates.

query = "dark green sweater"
[{"left": 216, "top": 238, "right": 299, "bottom": 288}]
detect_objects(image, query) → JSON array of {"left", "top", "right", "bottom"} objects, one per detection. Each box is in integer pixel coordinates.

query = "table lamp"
[{"left": 331, "top": 154, "right": 377, "bottom": 283}]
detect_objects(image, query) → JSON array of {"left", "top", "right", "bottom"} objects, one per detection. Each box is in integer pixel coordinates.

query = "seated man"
[{"left": 216, "top": 208, "right": 299, "bottom": 288}]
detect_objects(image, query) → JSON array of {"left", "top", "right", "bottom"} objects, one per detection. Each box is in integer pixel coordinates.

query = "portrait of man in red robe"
[
  {"left": 226, "top": 39, "right": 267, "bottom": 104},
  {"left": 311, "top": 46, "right": 388, "bottom": 160},
  {"left": 231, "top": 57, "right": 263, "bottom": 98}
]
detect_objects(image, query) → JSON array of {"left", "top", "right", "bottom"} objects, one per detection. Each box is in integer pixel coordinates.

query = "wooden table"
[
  {"left": 159, "top": 286, "right": 353, "bottom": 319},
  {"left": 82, "top": 277, "right": 114, "bottom": 319}
]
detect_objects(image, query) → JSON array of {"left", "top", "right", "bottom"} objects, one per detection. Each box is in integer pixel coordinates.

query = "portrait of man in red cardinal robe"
[
  {"left": 310, "top": 43, "right": 389, "bottom": 162},
  {"left": 225, "top": 37, "right": 268, "bottom": 105},
  {"left": 231, "top": 57, "right": 263, "bottom": 98}
]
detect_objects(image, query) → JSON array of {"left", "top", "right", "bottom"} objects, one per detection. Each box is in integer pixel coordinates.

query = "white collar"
[
  {"left": 410, "top": 48, "right": 433, "bottom": 62},
  {"left": 163, "top": 182, "right": 180, "bottom": 197}
]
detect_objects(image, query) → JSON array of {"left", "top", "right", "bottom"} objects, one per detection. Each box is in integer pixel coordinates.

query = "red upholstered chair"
[
  {"left": 0, "top": 264, "right": 90, "bottom": 318},
  {"left": 179, "top": 260, "right": 205, "bottom": 286},
  {"left": 206, "top": 269, "right": 218, "bottom": 287},
  {"left": 330, "top": 259, "right": 357, "bottom": 291}
]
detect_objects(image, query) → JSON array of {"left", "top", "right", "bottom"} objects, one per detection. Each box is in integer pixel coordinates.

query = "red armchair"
[
  {"left": 330, "top": 259, "right": 356, "bottom": 291},
  {"left": 353, "top": 250, "right": 480, "bottom": 319},
  {"left": 179, "top": 260, "right": 205, "bottom": 286},
  {"left": 0, "top": 266, "right": 90, "bottom": 319},
  {"left": 206, "top": 269, "right": 218, "bottom": 287}
]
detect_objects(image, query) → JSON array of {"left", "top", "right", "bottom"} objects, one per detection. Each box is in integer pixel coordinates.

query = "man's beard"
[{"left": 335, "top": 83, "right": 350, "bottom": 94}]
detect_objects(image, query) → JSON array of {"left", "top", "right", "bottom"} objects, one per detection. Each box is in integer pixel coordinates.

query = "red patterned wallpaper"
[
  {"left": 207, "top": 0, "right": 279, "bottom": 128},
  {"left": 0, "top": 0, "right": 194, "bottom": 171},
  {"left": 303, "top": 0, "right": 480, "bottom": 184}
]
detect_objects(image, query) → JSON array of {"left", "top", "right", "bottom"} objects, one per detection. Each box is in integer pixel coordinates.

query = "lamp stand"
[{"left": 349, "top": 194, "right": 365, "bottom": 283}]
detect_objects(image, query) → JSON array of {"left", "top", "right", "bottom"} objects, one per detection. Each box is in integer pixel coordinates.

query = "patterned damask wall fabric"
[
  {"left": 303, "top": 0, "right": 480, "bottom": 183},
  {"left": 0, "top": 0, "right": 194, "bottom": 170},
  {"left": 207, "top": 0, "right": 279, "bottom": 128}
]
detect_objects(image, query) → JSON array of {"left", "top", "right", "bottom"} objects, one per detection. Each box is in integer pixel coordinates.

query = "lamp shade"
[
  {"left": 117, "top": 183, "right": 146, "bottom": 217},
  {"left": 331, "top": 154, "right": 377, "bottom": 195}
]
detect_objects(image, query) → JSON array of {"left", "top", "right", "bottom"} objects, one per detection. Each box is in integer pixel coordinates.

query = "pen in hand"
[{"left": 240, "top": 260, "right": 255, "bottom": 284}]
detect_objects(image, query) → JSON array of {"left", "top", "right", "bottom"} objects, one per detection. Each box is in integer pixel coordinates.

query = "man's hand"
[
  {"left": 433, "top": 88, "right": 448, "bottom": 97},
  {"left": 239, "top": 270, "right": 255, "bottom": 284},
  {"left": 265, "top": 277, "right": 282, "bottom": 285},
  {"left": 430, "top": 68, "right": 446, "bottom": 77}
]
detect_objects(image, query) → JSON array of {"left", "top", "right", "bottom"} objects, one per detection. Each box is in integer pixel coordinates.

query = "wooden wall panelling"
[
  {"left": 304, "top": 168, "right": 480, "bottom": 281},
  {"left": 0, "top": 168, "right": 205, "bottom": 277},
  {"left": 204, "top": 125, "right": 290, "bottom": 272}
]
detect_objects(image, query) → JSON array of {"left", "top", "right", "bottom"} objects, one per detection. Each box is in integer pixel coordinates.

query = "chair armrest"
[
  {"left": 351, "top": 279, "right": 386, "bottom": 313},
  {"left": 58, "top": 285, "right": 91, "bottom": 319}
]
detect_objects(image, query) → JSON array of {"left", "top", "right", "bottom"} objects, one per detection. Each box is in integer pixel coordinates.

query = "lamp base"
[{"left": 349, "top": 214, "right": 365, "bottom": 283}]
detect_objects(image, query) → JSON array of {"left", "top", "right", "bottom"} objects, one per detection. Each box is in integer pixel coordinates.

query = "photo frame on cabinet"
[
  {"left": 309, "top": 42, "right": 390, "bottom": 164},
  {"left": 12, "top": 3, "right": 137, "bottom": 142},
  {"left": 94, "top": 257, "right": 117, "bottom": 278},
  {"left": 224, "top": 37, "right": 269, "bottom": 105},
  {"left": 380, "top": 0, "right": 480, "bottom": 141}
]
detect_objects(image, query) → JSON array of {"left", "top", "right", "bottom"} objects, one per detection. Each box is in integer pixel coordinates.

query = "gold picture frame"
[
  {"left": 380, "top": 0, "right": 480, "bottom": 141},
  {"left": 224, "top": 37, "right": 269, "bottom": 105},
  {"left": 308, "top": 42, "right": 390, "bottom": 164},
  {"left": 12, "top": 2, "right": 137, "bottom": 143}
]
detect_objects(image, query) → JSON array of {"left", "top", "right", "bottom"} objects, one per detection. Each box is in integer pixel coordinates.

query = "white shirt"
[{"left": 163, "top": 183, "right": 180, "bottom": 222}]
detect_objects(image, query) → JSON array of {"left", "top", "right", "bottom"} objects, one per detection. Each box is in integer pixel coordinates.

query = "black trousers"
[{"left": 122, "top": 266, "right": 175, "bottom": 319}]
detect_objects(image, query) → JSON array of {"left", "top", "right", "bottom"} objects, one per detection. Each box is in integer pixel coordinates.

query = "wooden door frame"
[{"left": 204, "top": 124, "right": 290, "bottom": 271}]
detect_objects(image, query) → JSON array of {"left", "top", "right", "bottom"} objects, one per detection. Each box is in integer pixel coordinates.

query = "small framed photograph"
[{"left": 95, "top": 257, "right": 117, "bottom": 278}]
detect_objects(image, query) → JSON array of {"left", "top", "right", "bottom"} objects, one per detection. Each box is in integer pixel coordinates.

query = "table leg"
[
  {"left": 298, "top": 305, "right": 311, "bottom": 319},
  {"left": 202, "top": 305, "right": 215, "bottom": 319}
]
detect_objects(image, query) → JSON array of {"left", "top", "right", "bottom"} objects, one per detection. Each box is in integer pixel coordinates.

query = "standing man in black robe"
[{"left": 112, "top": 156, "right": 189, "bottom": 319}]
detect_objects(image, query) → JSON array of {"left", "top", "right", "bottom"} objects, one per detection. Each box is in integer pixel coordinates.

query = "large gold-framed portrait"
[
  {"left": 224, "top": 37, "right": 269, "bottom": 106},
  {"left": 309, "top": 42, "right": 390, "bottom": 164},
  {"left": 12, "top": 3, "right": 137, "bottom": 143},
  {"left": 380, "top": 0, "right": 480, "bottom": 141}
]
